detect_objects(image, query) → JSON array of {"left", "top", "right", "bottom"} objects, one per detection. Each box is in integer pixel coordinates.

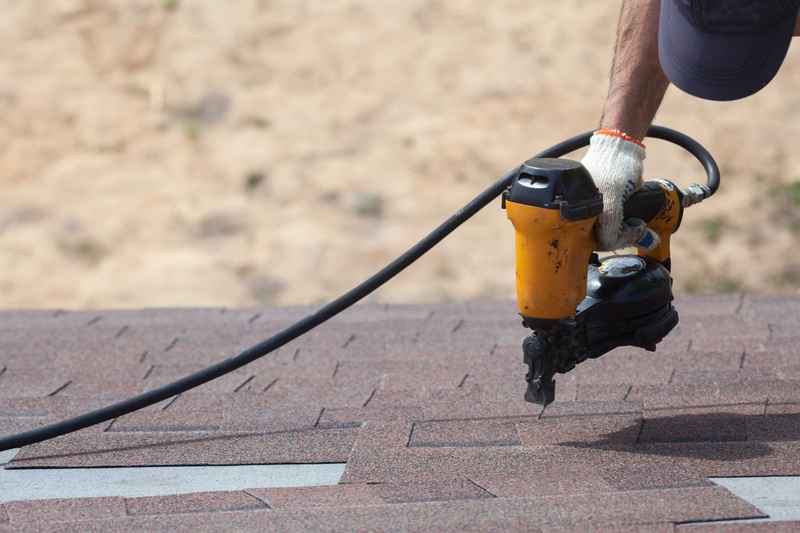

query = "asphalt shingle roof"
[{"left": 1, "top": 295, "right": 800, "bottom": 531}]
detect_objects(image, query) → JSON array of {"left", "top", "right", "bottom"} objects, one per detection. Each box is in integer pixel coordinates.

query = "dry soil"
[{"left": 2, "top": 0, "right": 800, "bottom": 308}]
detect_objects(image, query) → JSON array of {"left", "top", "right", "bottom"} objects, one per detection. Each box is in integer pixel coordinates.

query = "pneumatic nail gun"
[{"left": 502, "top": 149, "right": 716, "bottom": 406}]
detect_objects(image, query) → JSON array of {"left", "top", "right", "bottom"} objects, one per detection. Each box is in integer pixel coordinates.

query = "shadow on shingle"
[{"left": 554, "top": 411, "right": 800, "bottom": 461}]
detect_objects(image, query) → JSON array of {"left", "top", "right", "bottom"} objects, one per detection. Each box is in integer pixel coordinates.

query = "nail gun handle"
[
  {"left": 623, "top": 182, "right": 668, "bottom": 223},
  {"left": 623, "top": 180, "right": 684, "bottom": 266}
]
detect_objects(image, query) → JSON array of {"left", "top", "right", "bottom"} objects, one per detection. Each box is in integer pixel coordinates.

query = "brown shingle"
[
  {"left": 108, "top": 394, "right": 223, "bottom": 433},
  {"left": 471, "top": 472, "right": 614, "bottom": 498},
  {"left": 0, "top": 397, "right": 124, "bottom": 434},
  {"left": 687, "top": 315, "right": 770, "bottom": 340},
  {"left": 5, "top": 497, "right": 125, "bottom": 524},
  {"left": 258, "top": 376, "right": 375, "bottom": 408},
  {"left": 543, "top": 523, "right": 675, "bottom": 533},
  {"left": 344, "top": 439, "right": 605, "bottom": 485},
  {"left": 375, "top": 479, "right": 494, "bottom": 503},
  {"left": 743, "top": 337, "right": 800, "bottom": 368},
  {"left": 10, "top": 427, "right": 358, "bottom": 468},
  {"left": 740, "top": 295, "right": 800, "bottom": 324},
  {"left": 124, "top": 491, "right": 267, "bottom": 516},
  {"left": 409, "top": 418, "right": 521, "bottom": 448},
  {"left": 670, "top": 367, "right": 781, "bottom": 385},
  {"left": 419, "top": 394, "right": 543, "bottom": 420},
  {"left": 571, "top": 352, "right": 674, "bottom": 385},
  {"left": 677, "top": 521, "right": 800, "bottom": 532},
  {"left": 464, "top": 367, "right": 578, "bottom": 403},
  {"left": 285, "top": 487, "right": 762, "bottom": 531},
  {"left": 604, "top": 441, "right": 800, "bottom": 485},
  {"left": 639, "top": 404, "right": 760, "bottom": 444},
  {"left": 0, "top": 298, "right": 796, "bottom": 530},
  {"left": 673, "top": 294, "right": 743, "bottom": 317},
  {"left": 364, "top": 385, "right": 483, "bottom": 410},
  {"left": 539, "top": 400, "right": 642, "bottom": 418},
  {"left": 332, "top": 360, "right": 469, "bottom": 390},
  {"left": 601, "top": 465, "right": 716, "bottom": 491},
  {"left": 627, "top": 380, "right": 799, "bottom": 409},
  {"left": 247, "top": 484, "right": 383, "bottom": 510},
  {"left": 517, "top": 414, "right": 641, "bottom": 447},
  {"left": 143, "top": 364, "right": 255, "bottom": 394},
  {"left": 42, "top": 486, "right": 740, "bottom": 533},
  {"left": 0, "top": 367, "right": 71, "bottom": 398},
  {"left": 672, "top": 348, "right": 745, "bottom": 371},
  {"left": 748, "top": 402, "right": 800, "bottom": 441},
  {"left": 576, "top": 383, "right": 632, "bottom": 402},
  {"left": 316, "top": 405, "right": 423, "bottom": 428},
  {"left": 220, "top": 394, "right": 323, "bottom": 432}
]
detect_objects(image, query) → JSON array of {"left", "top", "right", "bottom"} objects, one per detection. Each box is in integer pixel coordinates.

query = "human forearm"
[{"left": 600, "top": 0, "right": 670, "bottom": 140}]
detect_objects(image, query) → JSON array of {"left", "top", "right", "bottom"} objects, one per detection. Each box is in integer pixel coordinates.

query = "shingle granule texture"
[{"left": 2, "top": 295, "right": 799, "bottom": 530}]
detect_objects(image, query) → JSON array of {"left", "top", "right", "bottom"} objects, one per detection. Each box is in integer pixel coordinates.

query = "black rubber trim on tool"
[{"left": 0, "top": 125, "right": 719, "bottom": 451}]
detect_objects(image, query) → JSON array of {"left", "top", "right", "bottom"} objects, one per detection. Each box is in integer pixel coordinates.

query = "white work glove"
[{"left": 580, "top": 130, "right": 659, "bottom": 251}]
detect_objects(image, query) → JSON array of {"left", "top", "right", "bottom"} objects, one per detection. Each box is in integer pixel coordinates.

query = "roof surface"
[{"left": 1, "top": 295, "right": 800, "bottom": 531}]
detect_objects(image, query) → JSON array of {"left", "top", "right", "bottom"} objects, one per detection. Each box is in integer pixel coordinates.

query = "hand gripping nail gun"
[{"left": 502, "top": 140, "right": 717, "bottom": 406}]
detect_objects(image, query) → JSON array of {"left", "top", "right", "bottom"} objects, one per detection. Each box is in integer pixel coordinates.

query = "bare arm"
[{"left": 600, "top": 0, "right": 670, "bottom": 140}]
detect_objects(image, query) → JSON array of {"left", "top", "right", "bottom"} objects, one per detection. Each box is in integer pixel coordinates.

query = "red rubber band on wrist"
[{"left": 595, "top": 128, "right": 646, "bottom": 148}]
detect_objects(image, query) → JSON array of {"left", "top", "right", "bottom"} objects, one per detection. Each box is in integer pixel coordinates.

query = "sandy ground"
[{"left": 1, "top": 0, "right": 800, "bottom": 309}]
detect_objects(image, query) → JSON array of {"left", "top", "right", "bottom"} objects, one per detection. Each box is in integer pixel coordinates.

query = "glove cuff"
[
  {"left": 594, "top": 128, "right": 646, "bottom": 149},
  {"left": 588, "top": 130, "right": 647, "bottom": 163}
]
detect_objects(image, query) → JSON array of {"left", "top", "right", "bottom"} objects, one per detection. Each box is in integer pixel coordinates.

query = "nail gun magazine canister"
[{"left": 504, "top": 158, "right": 603, "bottom": 325}]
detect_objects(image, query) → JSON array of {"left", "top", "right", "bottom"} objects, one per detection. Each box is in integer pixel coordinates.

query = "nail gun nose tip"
[{"left": 525, "top": 382, "right": 555, "bottom": 406}]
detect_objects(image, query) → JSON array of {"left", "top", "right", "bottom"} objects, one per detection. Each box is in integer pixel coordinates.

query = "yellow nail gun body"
[{"left": 503, "top": 157, "right": 706, "bottom": 405}]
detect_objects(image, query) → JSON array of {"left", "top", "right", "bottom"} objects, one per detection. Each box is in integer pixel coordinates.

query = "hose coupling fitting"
[{"left": 681, "top": 183, "right": 712, "bottom": 208}]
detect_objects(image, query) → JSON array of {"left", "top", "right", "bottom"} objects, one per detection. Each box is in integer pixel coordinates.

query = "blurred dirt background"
[{"left": 1, "top": 0, "right": 799, "bottom": 309}]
